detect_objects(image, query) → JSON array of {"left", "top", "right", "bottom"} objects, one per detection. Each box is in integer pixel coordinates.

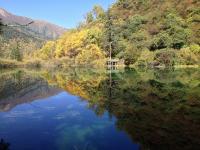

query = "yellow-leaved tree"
[
  {"left": 36, "top": 41, "right": 55, "bottom": 60},
  {"left": 76, "top": 44, "right": 105, "bottom": 66},
  {"left": 36, "top": 19, "right": 106, "bottom": 66},
  {"left": 55, "top": 29, "right": 89, "bottom": 59}
]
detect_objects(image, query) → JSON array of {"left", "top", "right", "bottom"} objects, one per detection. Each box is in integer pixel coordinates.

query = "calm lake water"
[{"left": 0, "top": 68, "right": 200, "bottom": 150}]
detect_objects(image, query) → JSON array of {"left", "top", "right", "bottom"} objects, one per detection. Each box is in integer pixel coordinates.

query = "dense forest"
[{"left": 1, "top": 0, "right": 200, "bottom": 68}]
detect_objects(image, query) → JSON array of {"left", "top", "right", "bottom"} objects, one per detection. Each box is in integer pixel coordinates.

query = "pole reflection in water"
[{"left": 0, "top": 68, "right": 199, "bottom": 150}]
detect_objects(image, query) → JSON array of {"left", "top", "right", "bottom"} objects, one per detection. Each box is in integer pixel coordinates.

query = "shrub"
[
  {"left": 25, "top": 59, "right": 42, "bottom": 68},
  {"left": 0, "top": 59, "right": 20, "bottom": 68},
  {"left": 154, "top": 49, "right": 176, "bottom": 67},
  {"left": 190, "top": 44, "right": 200, "bottom": 54},
  {"left": 176, "top": 47, "right": 199, "bottom": 65},
  {"left": 150, "top": 32, "right": 172, "bottom": 50},
  {"left": 135, "top": 49, "right": 154, "bottom": 66}
]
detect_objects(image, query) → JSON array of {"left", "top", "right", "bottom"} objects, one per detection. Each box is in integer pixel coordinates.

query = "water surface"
[{"left": 0, "top": 68, "right": 200, "bottom": 150}]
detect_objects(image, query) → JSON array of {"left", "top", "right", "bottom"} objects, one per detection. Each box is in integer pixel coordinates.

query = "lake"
[{"left": 0, "top": 68, "right": 200, "bottom": 150}]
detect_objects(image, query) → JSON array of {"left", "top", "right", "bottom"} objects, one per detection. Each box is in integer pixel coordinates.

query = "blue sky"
[{"left": 0, "top": 0, "right": 115, "bottom": 28}]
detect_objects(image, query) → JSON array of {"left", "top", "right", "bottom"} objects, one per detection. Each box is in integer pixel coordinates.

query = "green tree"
[
  {"left": 123, "top": 46, "right": 139, "bottom": 66},
  {"left": 164, "top": 13, "right": 191, "bottom": 49},
  {"left": 92, "top": 5, "right": 105, "bottom": 20},
  {"left": 10, "top": 42, "right": 22, "bottom": 61},
  {"left": 125, "top": 15, "right": 147, "bottom": 35},
  {"left": 86, "top": 12, "right": 94, "bottom": 24},
  {"left": 103, "top": 10, "right": 119, "bottom": 57},
  {"left": 150, "top": 32, "right": 172, "bottom": 50}
]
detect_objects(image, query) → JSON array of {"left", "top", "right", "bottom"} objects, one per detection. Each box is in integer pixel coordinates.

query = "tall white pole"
[{"left": 110, "top": 42, "right": 112, "bottom": 61}]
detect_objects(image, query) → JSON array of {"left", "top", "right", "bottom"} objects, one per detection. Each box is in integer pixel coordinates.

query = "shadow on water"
[
  {"left": 0, "top": 139, "right": 10, "bottom": 150},
  {"left": 0, "top": 68, "right": 200, "bottom": 149}
]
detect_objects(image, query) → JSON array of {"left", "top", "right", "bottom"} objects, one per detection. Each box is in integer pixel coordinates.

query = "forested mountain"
[
  {"left": 0, "top": 8, "right": 66, "bottom": 62},
  {"left": 0, "top": 8, "right": 66, "bottom": 40},
  {"left": 37, "top": 0, "right": 200, "bottom": 67}
]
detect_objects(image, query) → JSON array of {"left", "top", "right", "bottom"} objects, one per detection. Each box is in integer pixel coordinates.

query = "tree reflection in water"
[
  {"left": 0, "top": 68, "right": 200, "bottom": 149},
  {"left": 0, "top": 139, "right": 10, "bottom": 150},
  {"left": 39, "top": 68, "right": 200, "bottom": 149},
  {"left": 82, "top": 68, "right": 200, "bottom": 149}
]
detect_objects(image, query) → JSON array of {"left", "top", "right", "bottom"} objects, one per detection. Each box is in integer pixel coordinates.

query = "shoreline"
[{"left": 0, "top": 59, "right": 199, "bottom": 70}]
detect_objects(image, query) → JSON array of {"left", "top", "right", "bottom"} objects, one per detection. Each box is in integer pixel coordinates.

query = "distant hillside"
[{"left": 0, "top": 8, "right": 66, "bottom": 40}]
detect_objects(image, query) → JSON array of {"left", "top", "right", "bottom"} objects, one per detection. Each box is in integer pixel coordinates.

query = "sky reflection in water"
[
  {"left": 0, "top": 68, "right": 200, "bottom": 150},
  {"left": 0, "top": 91, "right": 139, "bottom": 150}
]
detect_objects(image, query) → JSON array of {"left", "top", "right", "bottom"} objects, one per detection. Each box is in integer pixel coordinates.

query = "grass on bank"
[{"left": 0, "top": 59, "right": 23, "bottom": 68}]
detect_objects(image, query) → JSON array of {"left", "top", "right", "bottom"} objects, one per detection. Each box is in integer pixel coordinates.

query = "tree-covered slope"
[
  {"left": 0, "top": 8, "right": 66, "bottom": 63},
  {"left": 107, "top": 0, "right": 200, "bottom": 65},
  {"left": 35, "top": 0, "right": 200, "bottom": 67}
]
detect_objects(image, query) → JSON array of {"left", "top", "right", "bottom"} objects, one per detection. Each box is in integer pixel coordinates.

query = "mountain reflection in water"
[{"left": 0, "top": 68, "right": 200, "bottom": 150}]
